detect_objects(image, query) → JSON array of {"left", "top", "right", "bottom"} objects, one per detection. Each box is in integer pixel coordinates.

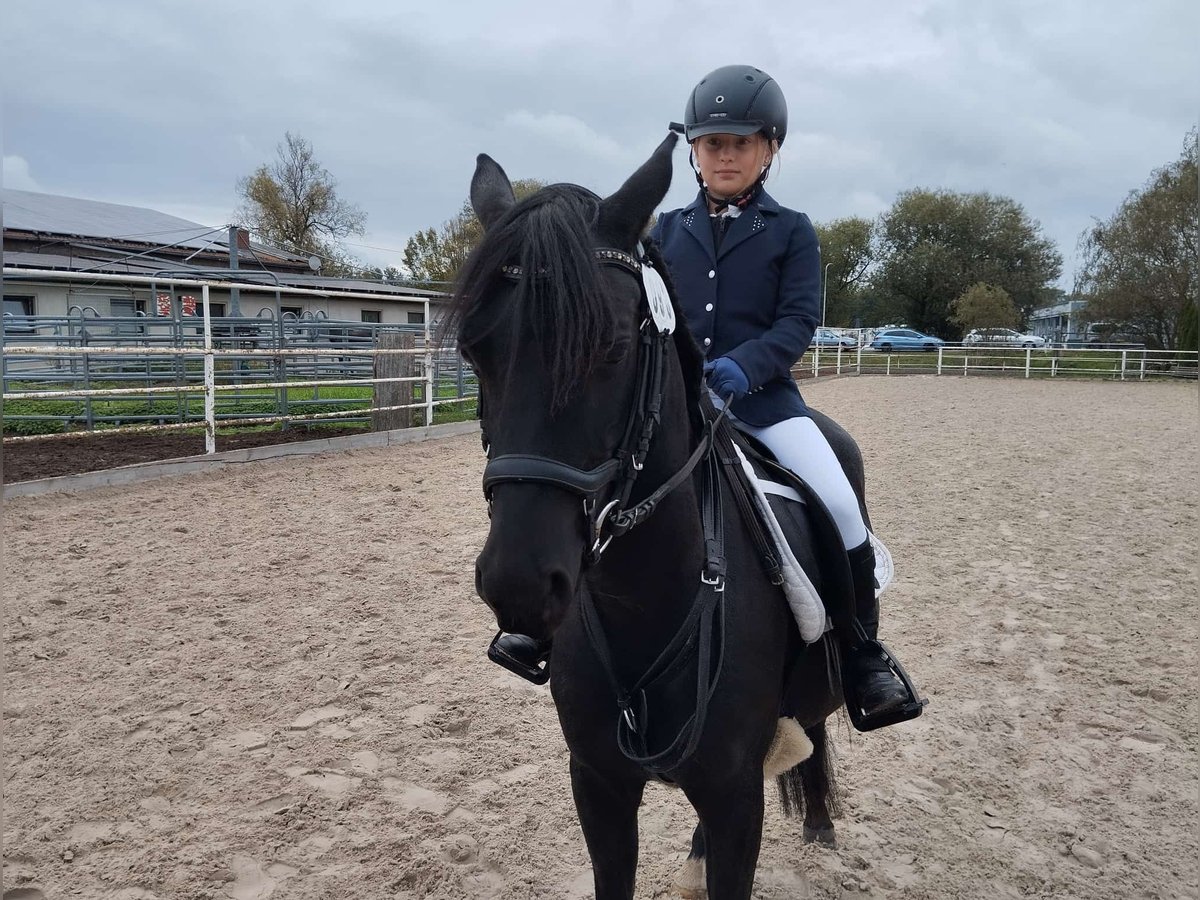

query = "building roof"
[
  {"left": 3, "top": 188, "right": 227, "bottom": 250},
  {"left": 2, "top": 188, "right": 446, "bottom": 301},
  {"left": 1, "top": 188, "right": 306, "bottom": 264}
]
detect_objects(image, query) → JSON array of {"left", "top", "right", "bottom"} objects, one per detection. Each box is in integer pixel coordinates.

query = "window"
[
  {"left": 4, "top": 295, "right": 35, "bottom": 317},
  {"left": 111, "top": 297, "right": 148, "bottom": 334},
  {"left": 407, "top": 311, "right": 426, "bottom": 325},
  {"left": 281, "top": 306, "right": 304, "bottom": 320},
  {"left": 110, "top": 297, "right": 147, "bottom": 316},
  {"left": 3, "top": 295, "right": 36, "bottom": 333},
  {"left": 361, "top": 310, "right": 382, "bottom": 323}
]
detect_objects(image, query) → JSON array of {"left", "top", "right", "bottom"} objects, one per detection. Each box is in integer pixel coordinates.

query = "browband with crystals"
[{"left": 500, "top": 247, "right": 642, "bottom": 280}]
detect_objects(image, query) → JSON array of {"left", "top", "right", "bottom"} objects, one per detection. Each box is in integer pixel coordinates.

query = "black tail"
[{"left": 776, "top": 719, "right": 840, "bottom": 820}]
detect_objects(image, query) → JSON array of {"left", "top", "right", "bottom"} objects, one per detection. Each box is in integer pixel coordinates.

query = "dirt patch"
[
  {"left": 1, "top": 427, "right": 368, "bottom": 483},
  {"left": 2, "top": 377, "right": 1197, "bottom": 898}
]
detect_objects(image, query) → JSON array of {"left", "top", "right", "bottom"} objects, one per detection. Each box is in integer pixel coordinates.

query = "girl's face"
[{"left": 692, "top": 132, "right": 774, "bottom": 199}]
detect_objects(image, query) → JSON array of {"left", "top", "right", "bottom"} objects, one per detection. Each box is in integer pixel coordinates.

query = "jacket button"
[
  {"left": 703, "top": 338, "right": 712, "bottom": 347},
  {"left": 705, "top": 303, "right": 714, "bottom": 311},
  {"left": 707, "top": 270, "right": 715, "bottom": 279}
]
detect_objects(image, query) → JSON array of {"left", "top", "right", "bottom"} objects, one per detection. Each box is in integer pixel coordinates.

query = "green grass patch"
[{"left": 3, "top": 378, "right": 478, "bottom": 436}]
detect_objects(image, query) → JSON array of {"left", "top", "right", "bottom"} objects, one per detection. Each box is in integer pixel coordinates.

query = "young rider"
[
  {"left": 493, "top": 64, "right": 921, "bottom": 730},
  {"left": 649, "top": 64, "right": 919, "bottom": 729}
]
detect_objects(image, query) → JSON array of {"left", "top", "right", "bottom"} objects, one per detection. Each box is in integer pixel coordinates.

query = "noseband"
[{"left": 479, "top": 245, "right": 716, "bottom": 566}]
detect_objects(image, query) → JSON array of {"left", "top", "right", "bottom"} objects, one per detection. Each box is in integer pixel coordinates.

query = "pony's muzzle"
[{"left": 474, "top": 552, "right": 575, "bottom": 641}]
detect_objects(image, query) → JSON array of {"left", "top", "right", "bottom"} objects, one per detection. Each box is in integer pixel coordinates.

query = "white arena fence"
[
  {"left": 797, "top": 343, "right": 1198, "bottom": 382},
  {"left": 2, "top": 277, "right": 476, "bottom": 455}
]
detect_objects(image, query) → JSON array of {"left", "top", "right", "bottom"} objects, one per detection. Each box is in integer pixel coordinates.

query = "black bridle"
[
  {"left": 479, "top": 246, "right": 719, "bottom": 567},
  {"left": 477, "top": 242, "right": 731, "bottom": 775}
]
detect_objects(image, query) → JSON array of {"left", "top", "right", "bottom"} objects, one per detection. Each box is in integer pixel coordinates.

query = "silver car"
[{"left": 963, "top": 328, "right": 1047, "bottom": 347}]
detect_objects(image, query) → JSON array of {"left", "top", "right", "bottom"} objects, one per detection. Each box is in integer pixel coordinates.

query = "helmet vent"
[{"left": 715, "top": 95, "right": 724, "bottom": 103}]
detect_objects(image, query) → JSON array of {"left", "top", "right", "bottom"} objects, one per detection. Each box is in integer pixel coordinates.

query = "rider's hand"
[{"left": 703, "top": 356, "right": 750, "bottom": 401}]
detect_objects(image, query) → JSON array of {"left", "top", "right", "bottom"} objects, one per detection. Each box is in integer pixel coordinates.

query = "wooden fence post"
[{"left": 373, "top": 331, "right": 415, "bottom": 430}]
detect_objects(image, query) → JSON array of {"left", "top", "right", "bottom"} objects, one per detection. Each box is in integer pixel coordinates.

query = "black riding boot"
[
  {"left": 488, "top": 632, "right": 552, "bottom": 685},
  {"left": 843, "top": 541, "right": 925, "bottom": 730}
]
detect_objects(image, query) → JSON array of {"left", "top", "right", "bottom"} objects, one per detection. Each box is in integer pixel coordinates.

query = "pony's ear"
[
  {"left": 471, "top": 154, "right": 516, "bottom": 232},
  {"left": 598, "top": 133, "right": 678, "bottom": 247}
]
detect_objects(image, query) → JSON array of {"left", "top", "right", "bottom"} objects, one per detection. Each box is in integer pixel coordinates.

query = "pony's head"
[{"left": 453, "top": 134, "right": 702, "bottom": 640}]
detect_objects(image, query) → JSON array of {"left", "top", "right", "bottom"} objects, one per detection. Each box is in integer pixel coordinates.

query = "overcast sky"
[{"left": 4, "top": 0, "right": 1197, "bottom": 287}]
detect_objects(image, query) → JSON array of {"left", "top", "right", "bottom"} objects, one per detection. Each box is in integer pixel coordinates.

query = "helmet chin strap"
[{"left": 690, "top": 149, "right": 770, "bottom": 213}]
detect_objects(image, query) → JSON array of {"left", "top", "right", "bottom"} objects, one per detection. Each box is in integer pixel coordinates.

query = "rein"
[{"left": 580, "top": 407, "right": 728, "bottom": 775}]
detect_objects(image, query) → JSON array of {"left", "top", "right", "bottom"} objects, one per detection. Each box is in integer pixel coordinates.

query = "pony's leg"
[
  {"left": 570, "top": 756, "right": 644, "bottom": 900},
  {"left": 690, "top": 776, "right": 764, "bottom": 900},
  {"left": 671, "top": 825, "right": 706, "bottom": 898},
  {"left": 800, "top": 721, "right": 838, "bottom": 846}
]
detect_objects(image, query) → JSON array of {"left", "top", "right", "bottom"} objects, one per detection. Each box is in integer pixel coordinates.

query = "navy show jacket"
[{"left": 651, "top": 189, "right": 821, "bottom": 428}]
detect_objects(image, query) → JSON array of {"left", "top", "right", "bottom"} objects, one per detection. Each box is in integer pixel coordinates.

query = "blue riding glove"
[{"left": 703, "top": 356, "right": 750, "bottom": 401}]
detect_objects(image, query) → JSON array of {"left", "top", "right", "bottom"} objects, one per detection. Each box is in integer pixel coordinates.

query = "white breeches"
[{"left": 733, "top": 414, "right": 869, "bottom": 551}]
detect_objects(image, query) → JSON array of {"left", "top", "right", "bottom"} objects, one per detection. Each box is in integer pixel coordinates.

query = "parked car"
[
  {"left": 811, "top": 327, "right": 857, "bottom": 349},
  {"left": 868, "top": 328, "right": 945, "bottom": 352},
  {"left": 1085, "top": 322, "right": 1146, "bottom": 346},
  {"left": 963, "top": 328, "right": 1047, "bottom": 347}
]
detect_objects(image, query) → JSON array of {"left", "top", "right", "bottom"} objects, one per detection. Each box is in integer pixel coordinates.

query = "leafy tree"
[
  {"left": 1177, "top": 296, "right": 1197, "bottom": 355},
  {"left": 813, "top": 216, "right": 875, "bottom": 327},
  {"left": 950, "top": 282, "right": 1021, "bottom": 333},
  {"left": 1077, "top": 130, "right": 1198, "bottom": 350},
  {"left": 235, "top": 132, "right": 366, "bottom": 272},
  {"left": 871, "top": 189, "right": 1062, "bottom": 337},
  {"left": 404, "top": 179, "right": 546, "bottom": 287}
]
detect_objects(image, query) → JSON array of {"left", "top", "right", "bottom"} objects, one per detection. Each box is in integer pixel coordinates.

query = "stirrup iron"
[
  {"left": 487, "top": 631, "right": 551, "bottom": 685},
  {"left": 845, "top": 639, "right": 927, "bottom": 732}
]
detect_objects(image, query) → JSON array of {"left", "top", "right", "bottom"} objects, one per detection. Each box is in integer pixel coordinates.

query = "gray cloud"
[{"left": 4, "top": 0, "right": 1196, "bottom": 285}]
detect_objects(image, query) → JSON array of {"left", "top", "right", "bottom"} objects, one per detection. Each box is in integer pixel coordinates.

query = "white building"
[
  {"left": 2, "top": 189, "right": 444, "bottom": 330},
  {"left": 1029, "top": 298, "right": 1089, "bottom": 344}
]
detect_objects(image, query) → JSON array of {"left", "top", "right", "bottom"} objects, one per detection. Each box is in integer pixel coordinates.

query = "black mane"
[{"left": 450, "top": 184, "right": 616, "bottom": 411}]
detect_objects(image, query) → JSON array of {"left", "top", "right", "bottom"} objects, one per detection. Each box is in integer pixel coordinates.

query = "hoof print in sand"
[
  {"left": 382, "top": 778, "right": 454, "bottom": 815},
  {"left": 252, "top": 794, "right": 302, "bottom": 816},
  {"left": 287, "top": 706, "right": 349, "bottom": 731},
  {"left": 286, "top": 766, "right": 360, "bottom": 797}
]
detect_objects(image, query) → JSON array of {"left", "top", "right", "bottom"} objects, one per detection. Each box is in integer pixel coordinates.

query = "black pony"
[{"left": 453, "top": 134, "right": 863, "bottom": 899}]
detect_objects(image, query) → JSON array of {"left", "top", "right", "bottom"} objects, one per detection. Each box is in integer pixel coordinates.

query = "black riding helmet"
[{"left": 682, "top": 64, "right": 788, "bottom": 147}]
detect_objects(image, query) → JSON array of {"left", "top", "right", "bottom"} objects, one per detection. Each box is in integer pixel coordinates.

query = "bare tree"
[
  {"left": 403, "top": 180, "right": 546, "bottom": 288},
  {"left": 236, "top": 132, "right": 366, "bottom": 270}
]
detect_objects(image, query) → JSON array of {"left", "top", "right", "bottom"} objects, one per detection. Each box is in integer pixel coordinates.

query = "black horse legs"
[
  {"left": 797, "top": 721, "right": 838, "bottom": 845},
  {"left": 569, "top": 756, "right": 645, "bottom": 900},
  {"left": 686, "top": 774, "right": 765, "bottom": 899},
  {"left": 678, "top": 722, "right": 840, "bottom": 894}
]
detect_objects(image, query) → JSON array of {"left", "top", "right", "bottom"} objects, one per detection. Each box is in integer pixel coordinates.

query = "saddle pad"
[
  {"left": 731, "top": 443, "right": 896, "bottom": 643},
  {"left": 731, "top": 442, "right": 828, "bottom": 642}
]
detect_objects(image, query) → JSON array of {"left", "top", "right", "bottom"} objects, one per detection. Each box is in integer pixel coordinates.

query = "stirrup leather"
[
  {"left": 845, "top": 639, "right": 927, "bottom": 732},
  {"left": 487, "top": 631, "right": 551, "bottom": 685}
]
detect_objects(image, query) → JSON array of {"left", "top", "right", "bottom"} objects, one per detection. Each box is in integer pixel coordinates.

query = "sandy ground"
[{"left": 2, "top": 376, "right": 1197, "bottom": 900}]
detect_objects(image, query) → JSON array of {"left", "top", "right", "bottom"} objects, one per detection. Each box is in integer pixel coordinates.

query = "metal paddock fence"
[{"left": 2, "top": 278, "right": 476, "bottom": 454}]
